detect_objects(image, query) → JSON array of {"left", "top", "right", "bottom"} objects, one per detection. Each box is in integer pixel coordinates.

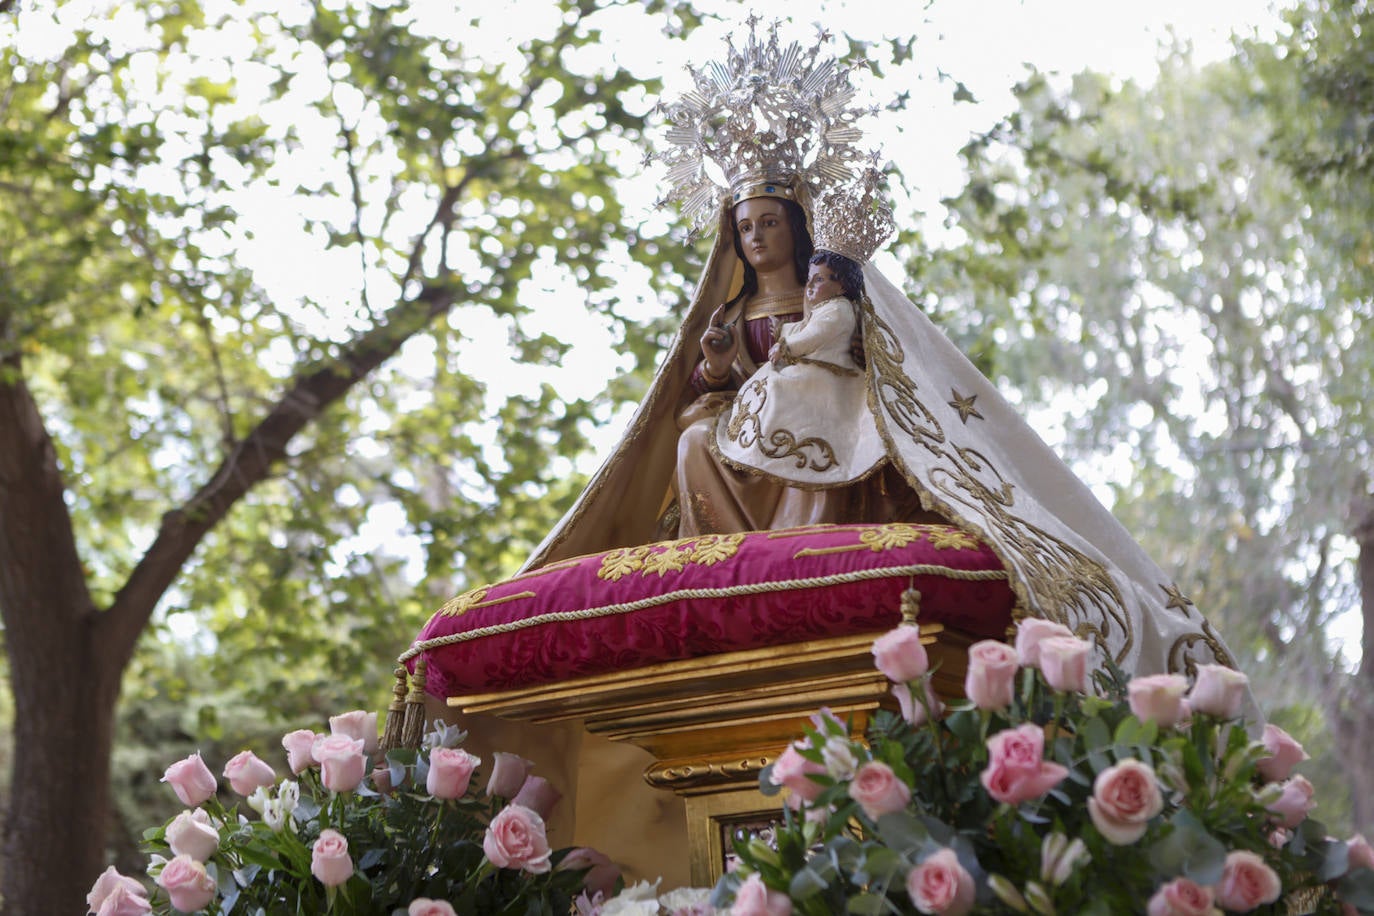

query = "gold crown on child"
[
  {"left": 811, "top": 165, "right": 896, "bottom": 265},
  {"left": 651, "top": 18, "right": 876, "bottom": 238}
]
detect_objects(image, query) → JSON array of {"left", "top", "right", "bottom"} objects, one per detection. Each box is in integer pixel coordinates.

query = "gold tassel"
[
  {"left": 399, "top": 655, "right": 428, "bottom": 750},
  {"left": 900, "top": 587, "right": 922, "bottom": 626},
  {"left": 379, "top": 666, "right": 409, "bottom": 753}
]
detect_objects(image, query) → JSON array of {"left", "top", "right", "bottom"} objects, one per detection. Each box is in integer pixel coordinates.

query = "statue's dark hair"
[
  {"left": 730, "top": 197, "right": 814, "bottom": 303},
  {"left": 809, "top": 249, "right": 865, "bottom": 302}
]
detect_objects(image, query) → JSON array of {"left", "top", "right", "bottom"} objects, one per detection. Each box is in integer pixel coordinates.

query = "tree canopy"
[{"left": 2, "top": 0, "right": 1372, "bottom": 912}]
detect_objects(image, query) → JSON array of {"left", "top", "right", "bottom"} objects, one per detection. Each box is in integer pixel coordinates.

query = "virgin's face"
[{"left": 734, "top": 198, "right": 796, "bottom": 275}]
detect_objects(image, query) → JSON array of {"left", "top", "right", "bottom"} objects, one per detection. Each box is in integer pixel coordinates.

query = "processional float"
[{"left": 388, "top": 22, "right": 1240, "bottom": 888}]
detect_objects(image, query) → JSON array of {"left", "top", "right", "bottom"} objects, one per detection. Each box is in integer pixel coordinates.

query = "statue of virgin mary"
[
  {"left": 417, "top": 21, "right": 1248, "bottom": 890},
  {"left": 521, "top": 24, "right": 1237, "bottom": 683}
]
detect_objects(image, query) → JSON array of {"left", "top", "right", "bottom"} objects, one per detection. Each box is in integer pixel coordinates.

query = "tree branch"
[{"left": 97, "top": 285, "right": 461, "bottom": 660}]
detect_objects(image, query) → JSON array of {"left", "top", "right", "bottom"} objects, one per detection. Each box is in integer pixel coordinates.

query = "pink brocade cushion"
[{"left": 409, "top": 523, "right": 1015, "bottom": 698}]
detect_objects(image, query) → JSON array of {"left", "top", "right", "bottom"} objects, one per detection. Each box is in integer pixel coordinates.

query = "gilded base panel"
[{"left": 446, "top": 625, "right": 979, "bottom": 889}]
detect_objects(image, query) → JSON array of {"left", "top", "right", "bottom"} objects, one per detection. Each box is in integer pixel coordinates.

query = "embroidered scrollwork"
[
  {"left": 861, "top": 300, "right": 1135, "bottom": 662},
  {"left": 725, "top": 376, "right": 839, "bottom": 472}
]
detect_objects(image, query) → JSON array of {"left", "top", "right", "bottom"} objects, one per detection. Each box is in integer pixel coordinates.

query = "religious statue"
[
  {"left": 403, "top": 20, "right": 1253, "bottom": 890},
  {"left": 675, "top": 168, "right": 925, "bottom": 536},
  {"left": 521, "top": 23, "right": 1237, "bottom": 684}
]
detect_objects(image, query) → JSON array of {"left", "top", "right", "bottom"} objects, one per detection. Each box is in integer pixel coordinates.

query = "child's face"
[{"left": 804, "top": 263, "right": 844, "bottom": 307}]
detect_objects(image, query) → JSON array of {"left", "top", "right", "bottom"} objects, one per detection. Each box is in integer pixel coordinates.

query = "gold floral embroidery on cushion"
[
  {"left": 690, "top": 533, "right": 747, "bottom": 566},
  {"left": 928, "top": 528, "right": 979, "bottom": 551},
  {"left": 643, "top": 545, "right": 693, "bottom": 577},
  {"left": 597, "top": 546, "right": 652, "bottom": 582},
  {"left": 859, "top": 523, "right": 923, "bottom": 551},
  {"left": 436, "top": 586, "right": 538, "bottom": 618},
  {"left": 438, "top": 586, "right": 488, "bottom": 617}
]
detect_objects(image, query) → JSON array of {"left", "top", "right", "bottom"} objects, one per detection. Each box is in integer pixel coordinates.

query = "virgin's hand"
[{"left": 700, "top": 304, "right": 738, "bottom": 375}]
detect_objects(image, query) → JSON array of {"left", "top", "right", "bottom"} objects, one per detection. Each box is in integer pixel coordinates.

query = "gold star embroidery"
[
  {"left": 928, "top": 528, "right": 979, "bottom": 551},
  {"left": 1161, "top": 583, "right": 1194, "bottom": 612},
  {"left": 949, "top": 389, "right": 983, "bottom": 424}
]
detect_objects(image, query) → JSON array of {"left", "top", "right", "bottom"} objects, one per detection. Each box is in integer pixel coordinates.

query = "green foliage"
[{"left": 0, "top": 0, "right": 704, "bottom": 884}]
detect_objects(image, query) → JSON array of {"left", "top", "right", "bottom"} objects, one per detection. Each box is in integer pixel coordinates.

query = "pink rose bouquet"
[
  {"left": 720, "top": 620, "right": 1372, "bottom": 916},
  {"left": 111, "top": 717, "right": 594, "bottom": 915}
]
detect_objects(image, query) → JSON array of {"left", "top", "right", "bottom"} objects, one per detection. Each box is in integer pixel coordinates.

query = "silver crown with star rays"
[
  {"left": 651, "top": 18, "right": 879, "bottom": 239},
  {"left": 810, "top": 165, "right": 896, "bottom": 265}
]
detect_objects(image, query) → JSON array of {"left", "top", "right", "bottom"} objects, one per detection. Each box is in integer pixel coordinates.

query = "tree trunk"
[
  {"left": 0, "top": 356, "right": 125, "bottom": 911},
  {"left": 0, "top": 292, "right": 456, "bottom": 910},
  {"left": 3, "top": 629, "right": 122, "bottom": 913}
]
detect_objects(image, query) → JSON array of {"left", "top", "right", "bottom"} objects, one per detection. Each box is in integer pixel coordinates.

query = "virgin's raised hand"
[{"left": 700, "top": 304, "right": 738, "bottom": 377}]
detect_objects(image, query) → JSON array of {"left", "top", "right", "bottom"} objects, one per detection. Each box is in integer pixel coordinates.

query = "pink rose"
[
  {"left": 312, "top": 733, "right": 367, "bottom": 793},
  {"left": 1188, "top": 664, "right": 1249, "bottom": 718},
  {"left": 1088, "top": 759, "right": 1164, "bottom": 844},
  {"left": 1014, "top": 618, "right": 1075, "bottom": 666},
  {"left": 1216, "top": 850, "right": 1281, "bottom": 911},
  {"left": 559, "top": 847, "right": 621, "bottom": 899},
  {"left": 93, "top": 882, "right": 153, "bottom": 916},
  {"left": 88, "top": 866, "right": 150, "bottom": 916},
  {"left": 981, "top": 759, "right": 1068, "bottom": 806},
  {"left": 906, "top": 847, "right": 975, "bottom": 916},
  {"left": 731, "top": 872, "right": 792, "bottom": 916},
  {"left": 166, "top": 808, "right": 219, "bottom": 862},
  {"left": 979, "top": 724, "right": 1068, "bottom": 805},
  {"left": 329, "top": 710, "right": 380, "bottom": 755},
  {"left": 1146, "top": 877, "right": 1215, "bottom": 916},
  {"left": 311, "top": 828, "right": 354, "bottom": 887},
  {"left": 1256, "top": 724, "right": 1309, "bottom": 782},
  {"left": 872, "top": 625, "right": 929, "bottom": 682},
  {"left": 1266, "top": 774, "right": 1316, "bottom": 828},
  {"left": 849, "top": 761, "right": 912, "bottom": 820},
  {"left": 1127, "top": 674, "right": 1190, "bottom": 728},
  {"left": 1037, "top": 635, "right": 1092, "bottom": 693},
  {"left": 1347, "top": 834, "right": 1374, "bottom": 872},
  {"left": 408, "top": 900, "right": 458, "bottom": 916},
  {"left": 161, "top": 752, "right": 217, "bottom": 807},
  {"left": 223, "top": 750, "right": 276, "bottom": 797},
  {"left": 281, "top": 729, "right": 318, "bottom": 774},
  {"left": 484, "top": 804, "right": 552, "bottom": 873},
  {"left": 893, "top": 681, "right": 944, "bottom": 727},
  {"left": 156, "top": 855, "right": 216, "bottom": 913},
  {"left": 427, "top": 747, "right": 481, "bottom": 799},
  {"left": 512, "top": 775, "right": 562, "bottom": 820},
  {"left": 769, "top": 743, "right": 826, "bottom": 803},
  {"left": 486, "top": 752, "right": 534, "bottom": 798},
  {"left": 965, "top": 640, "right": 1019, "bottom": 710}
]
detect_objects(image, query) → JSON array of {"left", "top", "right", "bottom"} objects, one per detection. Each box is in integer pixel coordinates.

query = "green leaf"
[
  {"left": 845, "top": 892, "right": 889, "bottom": 915},
  {"left": 874, "top": 811, "right": 932, "bottom": 856},
  {"left": 789, "top": 866, "right": 830, "bottom": 900},
  {"left": 1337, "top": 868, "right": 1374, "bottom": 911},
  {"left": 1148, "top": 812, "right": 1227, "bottom": 885}
]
